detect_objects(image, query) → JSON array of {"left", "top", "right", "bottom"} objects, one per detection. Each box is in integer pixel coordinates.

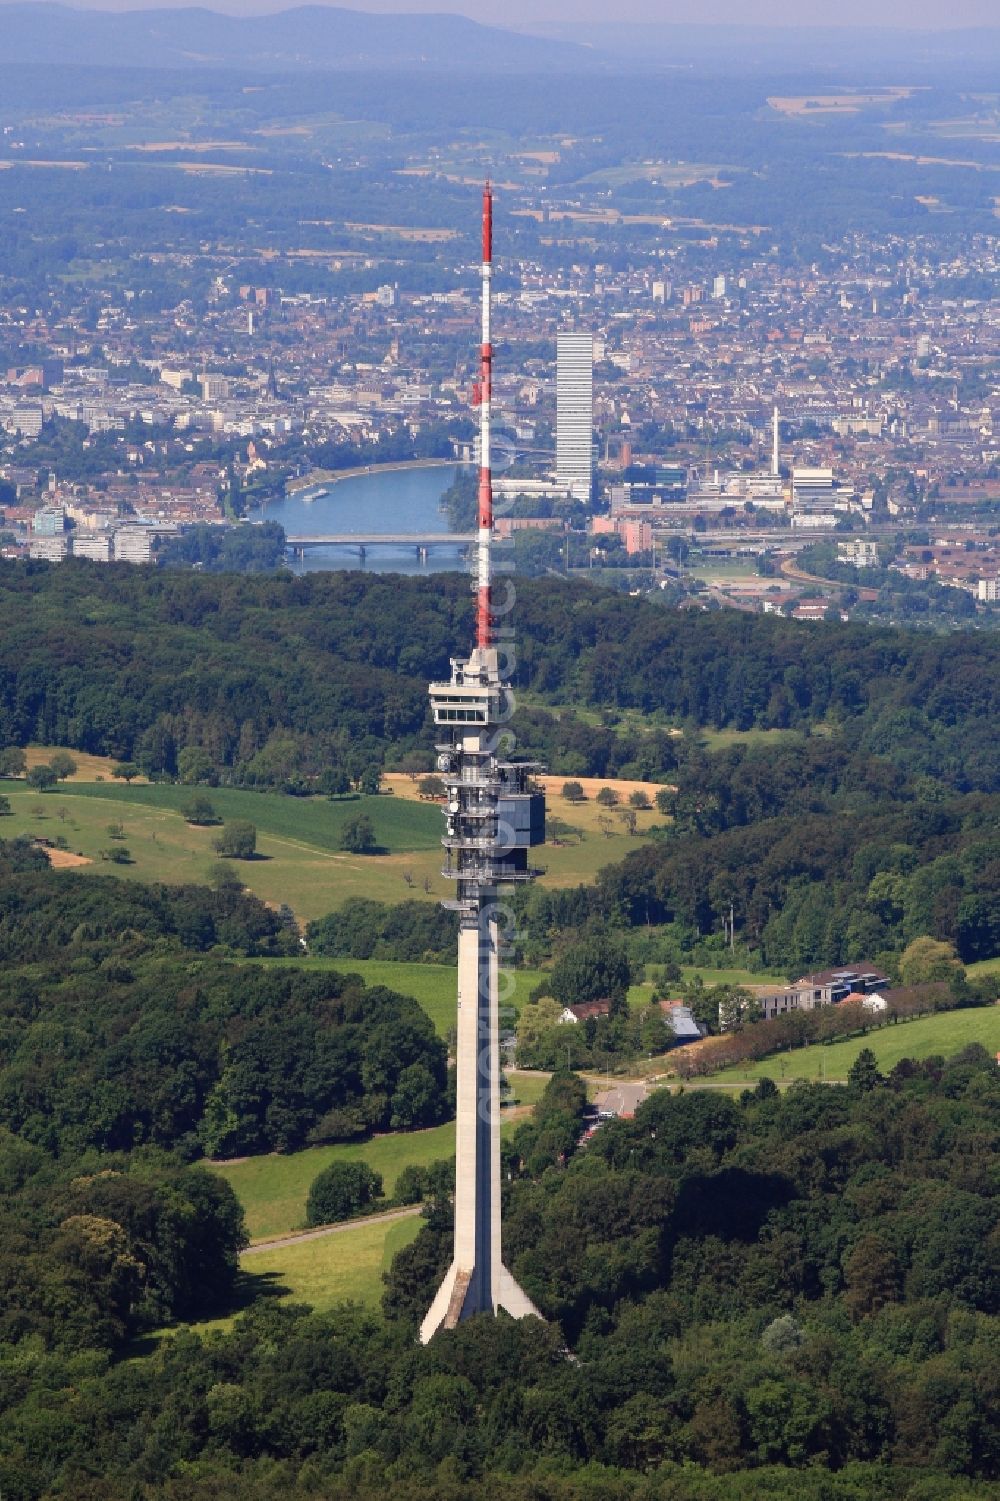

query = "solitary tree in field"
[
  {"left": 49, "top": 751, "right": 77, "bottom": 781},
  {"left": 306, "top": 1160, "right": 383, "bottom": 1226},
  {"left": 898, "top": 935, "right": 963, "bottom": 986},
  {"left": 112, "top": 762, "right": 140, "bottom": 784},
  {"left": 596, "top": 786, "right": 619, "bottom": 807},
  {"left": 562, "top": 781, "right": 585, "bottom": 803},
  {"left": 628, "top": 790, "right": 651, "bottom": 810},
  {"left": 212, "top": 821, "right": 258, "bottom": 859},
  {"left": 0, "top": 747, "right": 27, "bottom": 779},
  {"left": 27, "top": 764, "right": 57, "bottom": 792},
  {"left": 99, "top": 846, "right": 132, "bottom": 865},
  {"left": 340, "top": 813, "right": 376, "bottom": 854},
  {"left": 181, "top": 795, "right": 218, "bottom": 825}
]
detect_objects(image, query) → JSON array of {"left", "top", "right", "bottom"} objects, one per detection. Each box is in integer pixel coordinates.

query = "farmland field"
[{"left": 3, "top": 759, "right": 670, "bottom": 912}]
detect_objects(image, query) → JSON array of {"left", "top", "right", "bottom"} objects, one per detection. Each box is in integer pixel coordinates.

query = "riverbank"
[{"left": 285, "top": 457, "right": 458, "bottom": 497}]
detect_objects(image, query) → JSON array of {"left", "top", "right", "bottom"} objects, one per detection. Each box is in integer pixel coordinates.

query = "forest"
[
  {"left": 0, "top": 1050, "right": 996, "bottom": 1498},
  {"left": 0, "top": 559, "right": 997, "bottom": 1495},
  {"left": 0, "top": 840, "right": 449, "bottom": 1159},
  {"left": 3, "top": 564, "right": 1000, "bottom": 792}
]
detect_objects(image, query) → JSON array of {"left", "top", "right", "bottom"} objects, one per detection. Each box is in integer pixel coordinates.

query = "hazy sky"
[{"left": 54, "top": 0, "right": 1000, "bottom": 23}]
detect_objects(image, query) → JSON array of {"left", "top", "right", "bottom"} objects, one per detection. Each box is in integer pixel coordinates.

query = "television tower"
[{"left": 420, "top": 185, "right": 545, "bottom": 1343}]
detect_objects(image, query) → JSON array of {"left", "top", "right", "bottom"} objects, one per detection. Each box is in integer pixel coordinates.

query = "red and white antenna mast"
[{"left": 476, "top": 182, "right": 493, "bottom": 649}]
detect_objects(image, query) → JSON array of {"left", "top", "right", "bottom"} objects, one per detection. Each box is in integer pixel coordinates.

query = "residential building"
[
  {"left": 200, "top": 374, "right": 230, "bottom": 402},
  {"left": 839, "top": 539, "right": 880, "bottom": 567},
  {"left": 736, "top": 966, "right": 892, "bottom": 1025},
  {"left": 658, "top": 1001, "right": 703, "bottom": 1043},
  {"left": 559, "top": 999, "right": 611, "bottom": 1024}
]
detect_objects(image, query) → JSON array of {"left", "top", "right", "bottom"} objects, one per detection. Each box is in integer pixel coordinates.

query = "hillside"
[{"left": 0, "top": 4, "right": 592, "bottom": 72}]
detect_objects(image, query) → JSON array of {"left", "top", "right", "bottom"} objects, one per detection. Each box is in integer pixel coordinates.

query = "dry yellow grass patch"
[
  {"left": 384, "top": 772, "right": 665, "bottom": 805},
  {"left": 768, "top": 88, "right": 916, "bottom": 116},
  {"left": 345, "top": 223, "right": 457, "bottom": 241},
  {"left": 24, "top": 745, "right": 148, "bottom": 784},
  {"left": 130, "top": 141, "right": 249, "bottom": 153}
]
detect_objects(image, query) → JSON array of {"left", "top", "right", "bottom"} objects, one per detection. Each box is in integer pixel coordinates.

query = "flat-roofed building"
[
  {"left": 29, "top": 534, "right": 69, "bottom": 561},
  {"left": 72, "top": 533, "right": 113, "bottom": 562},
  {"left": 113, "top": 526, "right": 153, "bottom": 564}
]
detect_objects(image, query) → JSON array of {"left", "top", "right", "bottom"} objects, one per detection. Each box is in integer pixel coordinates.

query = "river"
[{"left": 254, "top": 462, "right": 467, "bottom": 574}]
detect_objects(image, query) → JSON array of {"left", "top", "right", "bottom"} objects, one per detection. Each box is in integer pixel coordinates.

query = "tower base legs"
[{"left": 419, "top": 1259, "right": 541, "bottom": 1344}]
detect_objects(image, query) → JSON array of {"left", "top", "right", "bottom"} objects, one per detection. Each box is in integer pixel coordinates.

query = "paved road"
[{"left": 243, "top": 1204, "right": 421, "bottom": 1256}]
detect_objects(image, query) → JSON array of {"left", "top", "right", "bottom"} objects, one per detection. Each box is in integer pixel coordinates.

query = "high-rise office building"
[{"left": 556, "top": 332, "right": 594, "bottom": 500}]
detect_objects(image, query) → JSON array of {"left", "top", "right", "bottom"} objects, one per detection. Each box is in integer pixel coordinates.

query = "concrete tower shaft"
[{"left": 420, "top": 190, "right": 546, "bottom": 1343}]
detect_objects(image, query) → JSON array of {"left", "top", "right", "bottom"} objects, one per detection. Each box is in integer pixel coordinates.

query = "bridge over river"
[{"left": 286, "top": 532, "right": 475, "bottom": 559}]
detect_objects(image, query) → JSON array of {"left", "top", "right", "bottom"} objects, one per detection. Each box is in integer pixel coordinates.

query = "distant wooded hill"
[{"left": 0, "top": 3, "right": 593, "bottom": 71}]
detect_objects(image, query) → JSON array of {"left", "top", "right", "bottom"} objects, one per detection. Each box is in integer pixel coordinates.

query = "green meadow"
[
  {"left": 707, "top": 1007, "right": 1000, "bottom": 1086},
  {"left": 250, "top": 955, "right": 545, "bottom": 1037},
  {"left": 241, "top": 1213, "right": 423, "bottom": 1314},
  {"left": 211, "top": 1099, "right": 538, "bottom": 1241},
  {"left": 210, "top": 1123, "right": 457, "bottom": 1240},
  {"left": 0, "top": 781, "right": 444, "bottom": 920}
]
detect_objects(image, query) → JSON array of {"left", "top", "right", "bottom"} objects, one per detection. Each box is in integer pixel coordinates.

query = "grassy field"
[
  {"left": 681, "top": 965, "right": 788, "bottom": 988},
  {"left": 0, "top": 781, "right": 443, "bottom": 921},
  {"left": 506, "top": 1069, "right": 550, "bottom": 1108},
  {"left": 249, "top": 956, "right": 545, "bottom": 1037},
  {"left": 241, "top": 1214, "right": 423, "bottom": 1314},
  {"left": 211, "top": 1123, "right": 457, "bottom": 1240},
  {"left": 2, "top": 762, "right": 669, "bottom": 914},
  {"left": 696, "top": 727, "right": 805, "bottom": 753},
  {"left": 968, "top": 957, "right": 1000, "bottom": 978},
  {"left": 708, "top": 1007, "right": 1000, "bottom": 1086},
  {"left": 627, "top": 967, "right": 788, "bottom": 1012},
  {"left": 65, "top": 781, "right": 441, "bottom": 852},
  {"left": 212, "top": 1099, "right": 537, "bottom": 1240},
  {"left": 23, "top": 744, "right": 148, "bottom": 783},
  {"left": 386, "top": 771, "right": 668, "bottom": 890}
]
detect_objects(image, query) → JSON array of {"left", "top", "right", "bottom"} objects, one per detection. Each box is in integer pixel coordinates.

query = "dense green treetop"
[
  {"left": 0, "top": 844, "right": 449, "bottom": 1159},
  {"left": 0, "top": 1048, "right": 995, "bottom": 1499},
  {"left": 3, "top": 566, "right": 1000, "bottom": 790}
]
